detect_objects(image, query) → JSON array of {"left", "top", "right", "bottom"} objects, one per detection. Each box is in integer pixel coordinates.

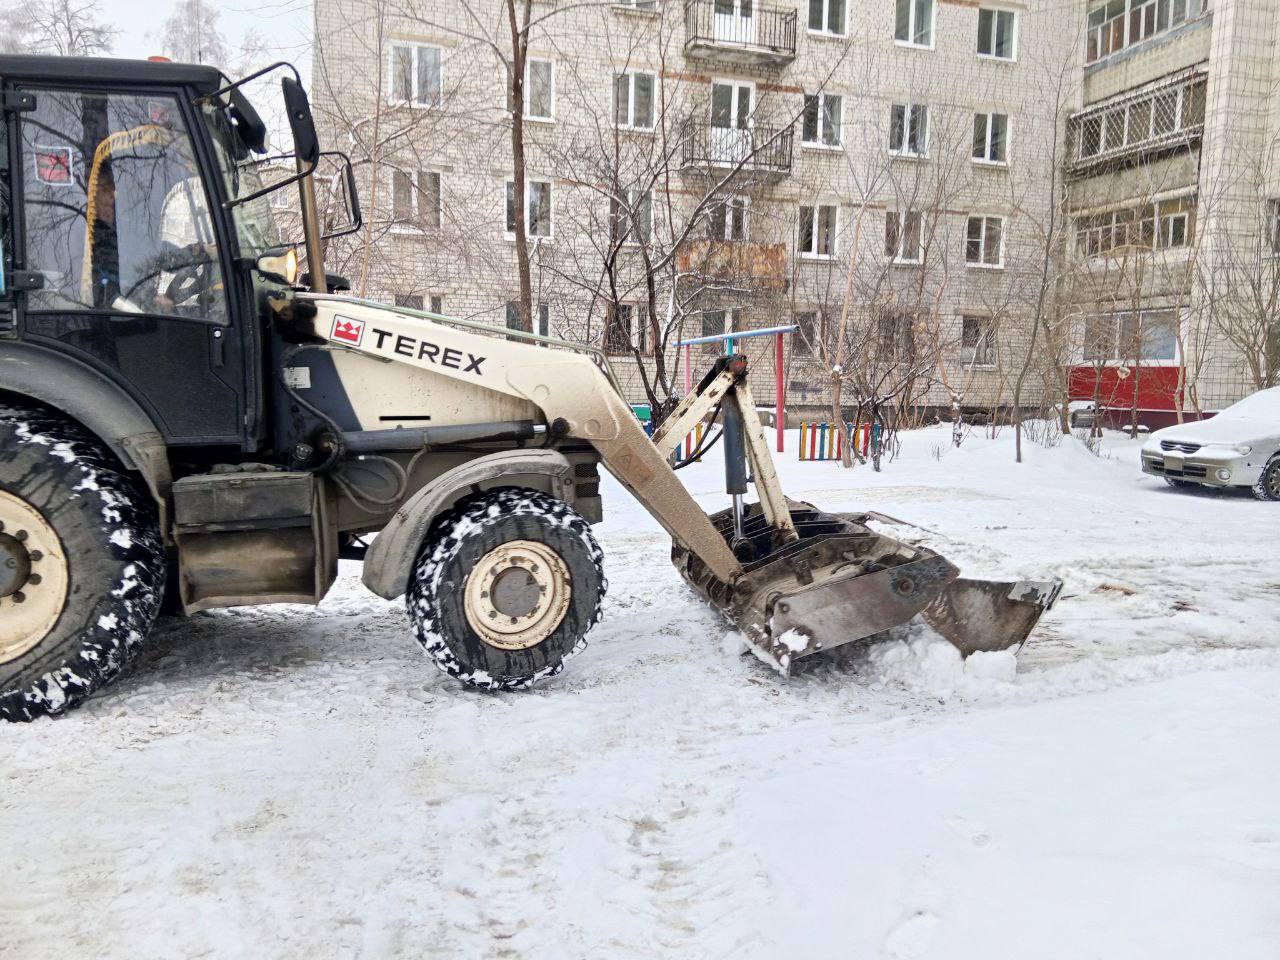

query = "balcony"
[
  {"left": 675, "top": 239, "right": 789, "bottom": 291},
  {"left": 1067, "top": 72, "right": 1206, "bottom": 177},
  {"left": 683, "top": 0, "right": 797, "bottom": 69},
  {"left": 679, "top": 119, "right": 793, "bottom": 181}
]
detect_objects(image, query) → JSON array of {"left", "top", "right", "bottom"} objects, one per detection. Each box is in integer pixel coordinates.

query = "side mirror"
[
  {"left": 229, "top": 86, "right": 269, "bottom": 155},
  {"left": 281, "top": 76, "right": 319, "bottom": 167},
  {"left": 318, "top": 151, "right": 363, "bottom": 241}
]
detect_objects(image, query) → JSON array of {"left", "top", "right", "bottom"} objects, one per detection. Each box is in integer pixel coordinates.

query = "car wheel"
[{"left": 1252, "top": 455, "right": 1280, "bottom": 502}]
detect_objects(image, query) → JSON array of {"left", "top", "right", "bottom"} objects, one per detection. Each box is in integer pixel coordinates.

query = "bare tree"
[
  {"left": 0, "top": 0, "right": 115, "bottom": 56},
  {"left": 157, "top": 0, "right": 232, "bottom": 65}
]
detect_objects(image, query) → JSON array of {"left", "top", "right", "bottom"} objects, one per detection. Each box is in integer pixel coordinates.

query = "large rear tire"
[
  {"left": 0, "top": 407, "right": 165, "bottom": 722},
  {"left": 406, "top": 488, "right": 605, "bottom": 691}
]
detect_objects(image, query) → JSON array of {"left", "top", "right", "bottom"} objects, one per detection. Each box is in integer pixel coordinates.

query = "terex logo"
[
  {"left": 331, "top": 316, "right": 365, "bottom": 346},
  {"left": 369, "top": 327, "right": 487, "bottom": 376}
]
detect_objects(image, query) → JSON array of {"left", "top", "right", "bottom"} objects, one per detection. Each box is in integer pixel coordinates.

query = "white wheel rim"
[
  {"left": 464, "top": 539, "right": 572, "bottom": 651},
  {"left": 0, "top": 490, "right": 70, "bottom": 665}
]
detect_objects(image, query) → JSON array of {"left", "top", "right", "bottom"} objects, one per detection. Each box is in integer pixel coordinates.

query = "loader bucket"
[{"left": 672, "top": 501, "right": 1061, "bottom": 674}]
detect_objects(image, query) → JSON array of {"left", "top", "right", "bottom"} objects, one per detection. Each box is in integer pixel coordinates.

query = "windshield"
[
  {"left": 199, "top": 100, "right": 282, "bottom": 259},
  {"left": 1218, "top": 387, "right": 1280, "bottom": 421}
]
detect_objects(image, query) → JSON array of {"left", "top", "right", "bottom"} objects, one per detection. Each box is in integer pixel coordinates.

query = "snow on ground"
[{"left": 3, "top": 425, "right": 1278, "bottom": 959}]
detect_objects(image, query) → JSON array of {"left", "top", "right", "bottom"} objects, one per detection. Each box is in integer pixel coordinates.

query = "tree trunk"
[{"left": 506, "top": 0, "right": 533, "bottom": 332}]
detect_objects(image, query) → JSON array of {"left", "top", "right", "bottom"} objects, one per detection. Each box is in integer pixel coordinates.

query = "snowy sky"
[{"left": 98, "top": 0, "right": 312, "bottom": 77}]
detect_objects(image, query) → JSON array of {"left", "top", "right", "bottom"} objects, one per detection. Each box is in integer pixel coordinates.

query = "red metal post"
[
  {"left": 775, "top": 332, "right": 785, "bottom": 453},
  {"left": 683, "top": 343, "right": 694, "bottom": 459}
]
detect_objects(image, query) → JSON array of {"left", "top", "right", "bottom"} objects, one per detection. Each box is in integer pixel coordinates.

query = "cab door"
[{"left": 13, "top": 84, "right": 244, "bottom": 444}]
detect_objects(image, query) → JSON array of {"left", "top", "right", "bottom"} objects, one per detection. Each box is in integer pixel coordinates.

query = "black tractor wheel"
[
  {"left": 1252, "top": 455, "right": 1280, "bottom": 502},
  {"left": 0, "top": 406, "right": 166, "bottom": 722},
  {"left": 407, "top": 488, "right": 606, "bottom": 691}
]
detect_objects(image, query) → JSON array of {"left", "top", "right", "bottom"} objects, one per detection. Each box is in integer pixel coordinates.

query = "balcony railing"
[
  {"left": 683, "top": 0, "right": 797, "bottom": 68},
  {"left": 1067, "top": 72, "right": 1206, "bottom": 176},
  {"left": 680, "top": 119, "right": 794, "bottom": 179}
]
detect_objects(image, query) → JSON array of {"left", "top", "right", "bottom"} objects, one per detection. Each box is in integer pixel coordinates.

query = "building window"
[
  {"left": 802, "top": 93, "right": 843, "bottom": 148},
  {"left": 799, "top": 204, "right": 837, "bottom": 259},
  {"left": 605, "top": 302, "right": 648, "bottom": 354},
  {"left": 876, "top": 312, "right": 915, "bottom": 362},
  {"left": 792, "top": 310, "right": 825, "bottom": 357},
  {"left": 708, "top": 195, "right": 748, "bottom": 241},
  {"left": 885, "top": 210, "right": 923, "bottom": 263},
  {"left": 1086, "top": 0, "right": 1210, "bottom": 65},
  {"left": 960, "top": 316, "right": 996, "bottom": 366},
  {"left": 612, "top": 188, "right": 653, "bottom": 245},
  {"left": 808, "top": 0, "right": 846, "bottom": 36},
  {"left": 895, "top": 0, "right": 934, "bottom": 47},
  {"left": 972, "top": 113, "right": 1008, "bottom": 164},
  {"left": 889, "top": 103, "right": 928, "bottom": 157},
  {"left": 505, "top": 178, "right": 552, "bottom": 239},
  {"left": 1083, "top": 309, "right": 1178, "bottom": 362},
  {"left": 395, "top": 294, "right": 424, "bottom": 310},
  {"left": 389, "top": 43, "right": 443, "bottom": 107},
  {"left": 965, "top": 215, "right": 1004, "bottom": 267},
  {"left": 977, "top": 8, "right": 1017, "bottom": 59},
  {"left": 392, "top": 170, "right": 442, "bottom": 230},
  {"left": 615, "top": 0, "right": 658, "bottom": 9},
  {"left": 269, "top": 187, "right": 290, "bottom": 210},
  {"left": 1074, "top": 196, "right": 1196, "bottom": 257},
  {"left": 430, "top": 294, "right": 444, "bottom": 314},
  {"left": 699, "top": 308, "right": 738, "bottom": 353},
  {"left": 614, "top": 71, "right": 656, "bottom": 131},
  {"left": 505, "top": 300, "right": 551, "bottom": 336},
  {"left": 519, "top": 58, "right": 554, "bottom": 120},
  {"left": 1267, "top": 200, "right": 1280, "bottom": 255}
]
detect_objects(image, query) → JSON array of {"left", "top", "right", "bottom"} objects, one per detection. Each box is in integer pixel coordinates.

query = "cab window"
[{"left": 20, "top": 89, "right": 228, "bottom": 323}]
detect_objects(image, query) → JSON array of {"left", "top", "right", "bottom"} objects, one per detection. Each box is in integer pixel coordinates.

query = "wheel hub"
[
  {"left": 0, "top": 491, "right": 70, "bottom": 665},
  {"left": 464, "top": 540, "right": 572, "bottom": 651}
]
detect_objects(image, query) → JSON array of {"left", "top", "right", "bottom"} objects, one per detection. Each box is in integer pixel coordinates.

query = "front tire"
[
  {"left": 1253, "top": 455, "right": 1280, "bottom": 502},
  {"left": 407, "top": 488, "right": 606, "bottom": 690},
  {"left": 0, "top": 407, "right": 165, "bottom": 722}
]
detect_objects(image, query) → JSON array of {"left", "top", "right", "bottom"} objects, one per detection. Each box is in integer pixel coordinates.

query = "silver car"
[{"left": 1141, "top": 387, "right": 1280, "bottom": 500}]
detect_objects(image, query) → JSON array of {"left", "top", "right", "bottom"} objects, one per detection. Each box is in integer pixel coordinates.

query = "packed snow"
[{"left": 3, "top": 425, "right": 1278, "bottom": 958}]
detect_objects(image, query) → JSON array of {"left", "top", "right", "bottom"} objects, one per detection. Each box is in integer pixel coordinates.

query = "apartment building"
[
  {"left": 311, "top": 0, "right": 1078, "bottom": 417},
  {"left": 1065, "top": 0, "right": 1279, "bottom": 426}
]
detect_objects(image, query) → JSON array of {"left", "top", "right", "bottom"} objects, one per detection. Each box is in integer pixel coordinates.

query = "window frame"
[
  {"left": 505, "top": 177, "right": 554, "bottom": 241},
  {"left": 798, "top": 203, "right": 838, "bottom": 260},
  {"left": 605, "top": 301, "right": 649, "bottom": 355},
  {"left": 885, "top": 210, "right": 924, "bottom": 264},
  {"left": 976, "top": 7, "right": 1018, "bottom": 61},
  {"left": 960, "top": 315, "right": 997, "bottom": 367},
  {"left": 1086, "top": 0, "right": 1209, "bottom": 65},
  {"left": 807, "top": 0, "right": 847, "bottom": 37},
  {"left": 889, "top": 103, "right": 929, "bottom": 159},
  {"left": 965, "top": 214, "right": 1005, "bottom": 268},
  {"left": 1081, "top": 308, "right": 1181, "bottom": 365},
  {"left": 521, "top": 57, "right": 556, "bottom": 122},
  {"left": 801, "top": 92, "right": 844, "bottom": 149},
  {"left": 708, "top": 194, "right": 749, "bottom": 241},
  {"left": 895, "top": 0, "right": 936, "bottom": 49},
  {"left": 391, "top": 169, "right": 442, "bottom": 233},
  {"left": 614, "top": 69, "right": 657, "bottom": 132},
  {"left": 972, "top": 112, "right": 1010, "bottom": 165},
  {"left": 388, "top": 42, "right": 444, "bottom": 108},
  {"left": 612, "top": 187, "right": 654, "bottom": 246}
]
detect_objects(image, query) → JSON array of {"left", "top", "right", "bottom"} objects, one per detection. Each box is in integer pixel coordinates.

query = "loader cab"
[{"left": 0, "top": 55, "right": 347, "bottom": 457}]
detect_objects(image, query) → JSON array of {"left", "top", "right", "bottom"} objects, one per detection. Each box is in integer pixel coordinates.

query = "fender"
[
  {"left": 362, "top": 449, "right": 576, "bottom": 600},
  {"left": 0, "top": 342, "right": 172, "bottom": 506}
]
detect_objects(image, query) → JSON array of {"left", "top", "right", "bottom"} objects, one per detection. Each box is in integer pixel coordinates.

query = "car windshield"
[
  {"left": 199, "top": 99, "right": 282, "bottom": 260},
  {"left": 1217, "top": 387, "right": 1280, "bottom": 421}
]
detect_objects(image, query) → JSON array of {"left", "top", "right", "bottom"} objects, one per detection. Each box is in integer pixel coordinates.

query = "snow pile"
[{"left": 864, "top": 629, "right": 1018, "bottom": 698}]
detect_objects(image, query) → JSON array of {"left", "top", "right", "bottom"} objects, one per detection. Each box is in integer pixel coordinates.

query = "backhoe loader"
[{"left": 0, "top": 54, "right": 1059, "bottom": 721}]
